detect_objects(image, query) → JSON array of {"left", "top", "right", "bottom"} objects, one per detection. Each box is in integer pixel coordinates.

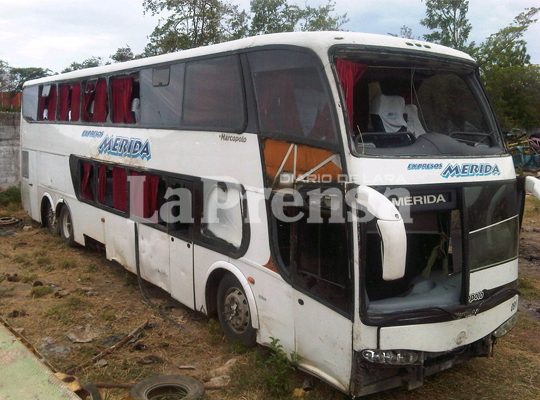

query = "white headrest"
[{"left": 370, "top": 94, "right": 407, "bottom": 132}]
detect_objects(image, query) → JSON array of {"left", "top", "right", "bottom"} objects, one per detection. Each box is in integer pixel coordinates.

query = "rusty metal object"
[{"left": 0, "top": 216, "right": 20, "bottom": 227}]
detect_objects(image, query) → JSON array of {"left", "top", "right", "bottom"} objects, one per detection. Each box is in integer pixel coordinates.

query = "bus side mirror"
[
  {"left": 525, "top": 176, "right": 540, "bottom": 200},
  {"left": 355, "top": 186, "right": 407, "bottom": 281}
]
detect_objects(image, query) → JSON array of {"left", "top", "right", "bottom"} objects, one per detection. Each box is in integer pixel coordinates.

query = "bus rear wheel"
[
  {"left": 45, "top": 202, "right": 60, "bottom": 236},
  {"left": 217, "top": 274, "right": 257, "bottom": 348},
  {"left": 59, "top": 206, "right": 76, "bottom": 247}
]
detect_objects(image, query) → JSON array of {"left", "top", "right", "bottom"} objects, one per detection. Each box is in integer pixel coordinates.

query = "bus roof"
[{"left": 25, "top": 31, "right": 476, "bottom": 87}]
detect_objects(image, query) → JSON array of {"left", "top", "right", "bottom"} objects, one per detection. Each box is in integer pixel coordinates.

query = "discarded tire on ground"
[{"left": 129, "top": 375, "right": 205, "bottom": 400}]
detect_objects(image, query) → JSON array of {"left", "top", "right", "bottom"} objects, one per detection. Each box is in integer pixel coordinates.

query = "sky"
[{"left": 1, "top": 0, "right": 539, "bottom": 74}]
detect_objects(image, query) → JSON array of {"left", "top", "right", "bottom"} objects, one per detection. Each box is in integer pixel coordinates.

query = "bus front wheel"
[
  {"left": 59, "top": 206, "right": 76, "bottom": 247},
  {"left": 217, "top": 274, "right": 257, "bottom": 348}
]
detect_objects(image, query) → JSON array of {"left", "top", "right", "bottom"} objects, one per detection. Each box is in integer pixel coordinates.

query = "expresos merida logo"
[
  {"left": 98, "top": 135, "right": 151, "bottom": 160},
  {"left": 440, "top": 163, "right": 500, "bottom": 178}
]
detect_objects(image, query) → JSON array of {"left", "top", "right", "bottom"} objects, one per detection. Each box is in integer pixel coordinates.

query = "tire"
[
  {"left": 45, "top": 202, "right": 60, "bottom": 236},
  {"left": 59, "top": 206, "right": 76, "bottom": 247},
  {"left": 217, "top": 274, "right": 257, "bottom": 348},
  {"left": 129, "top": 375, "right": 205, "bottom": 400}
]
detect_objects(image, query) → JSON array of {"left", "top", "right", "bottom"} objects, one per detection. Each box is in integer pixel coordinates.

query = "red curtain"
[
  {"left": 39, "top": 96, "right": 47, "bottom": 120},
  {"left": 47, "top": 85, "right": 57, "bottom": 121},
  {"left": 93, "top": 79, "right": 108, "bottom": 122},
  {"left": 145, "top": 175, "right": 160, "bottom": 220},
  {"left": 111, "top": 78, "right": 134, "bottom": 124},
  {"left": 129, "top": 172, "right": 159, "bottom": 220},
  {"left": 58, "top": 85, "right": 70, "bottom": 121},
  {"left": 82, "top": 83, "right": 95, "bottom": 122},
  {"left": 81, "top": 162, "right": 94, "bottom": 201},
  {"left": 113, "top": 167, "right": 127, "bottom": 212},
  {"left": 98, "top": 165, "right": 107, "bottom": 204},
  {"left": 71, "top": 83, "right": 81, "bottom": 121},
  {"left": 336, "top": 59, "right": 368, "bottom": 130}
]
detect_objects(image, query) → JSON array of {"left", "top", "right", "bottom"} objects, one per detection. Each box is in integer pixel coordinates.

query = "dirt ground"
[{"left": 1, "top": 194, "right": 540, "bottom": 400}]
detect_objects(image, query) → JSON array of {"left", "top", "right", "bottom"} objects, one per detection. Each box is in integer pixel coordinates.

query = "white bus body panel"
[
  {"left": 347, "top": 155, "right": 515, "bottom": 186},
  {"left": 169, "top": 236, "right": 195, "bottom": 309},
  {"left": 138, "top": 224, "right": 171, "bottom": 293},
  {"left": 293, "top": 291, "right": 352, "bottom": 392},
  {"left": 379, "top": 295, "right": 517, "bottom": 352},
  {"left": 469, "top": 259, "right": 518, "bottom": 294},
  {"left": 21, "top": 149, "right": 38, "bottom": 220}
]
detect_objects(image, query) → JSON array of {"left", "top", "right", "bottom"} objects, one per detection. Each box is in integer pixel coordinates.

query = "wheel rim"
[
  {"left": 222, "top": 287, "right": 250, "bottom": 334},
  {"left": 61, "top": 211, "right": 71, "bottom": 238},
  {"left": 47, "top": 207, "right": 57, "bottom": 229}
]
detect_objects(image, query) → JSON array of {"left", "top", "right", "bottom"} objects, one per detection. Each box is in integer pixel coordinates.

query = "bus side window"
[
  {"left": 39, "top": 84, "right": 57, "bottom": 121},
  {"left": 111, "top": 75, "right": 139, "bottom": 124},
  {"left": 22, "top": 86, "right": 39, "bottom": 121},
  {"left": 201, "top": 182, "right": 244, "bottom": 249},
  {"left": 80, "top": 161, "right": 95, "bottom": 201},
  {"left": 183, "top": 55, "right": 245, "bottom": 130},
  {"left": 140, "top": 64, "right": 185, "bottom": 127},
  {"left": 97, "top": 165, "right": 127, "bottom": 212},
  {"left": 130, "top": 171, "right": 166, "bottom": 225},
  {"left": 162, "top": 179, "right": 193, "bottom": 239},
  {"left": 248, "top": 50, "right": 336, "bottom": 142},
  {"left": 83, "top": 79, "right": 107, "bottom": 123}
]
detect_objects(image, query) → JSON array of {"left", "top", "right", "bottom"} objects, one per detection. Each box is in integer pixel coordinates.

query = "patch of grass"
[
  {"left": 86, "top": 264, "right": 99, "bottom": 273},
  {"left": 22, "top": 273, "right": 39, "bottom": 283},
  {"left": 518, "top": 316, "right": 540, "bottom": 331},
  {"left": 60, "top": 260, "right": 77, "bottom": 269},
  {"left": 30, "top": 286, "right": 53, "bottom": 298},
  {"left": 43, "top": 265, "right": 56, "bottom": 272},
  {"left": 524, "top": 196, "right": 540, "bottom": 221},
  {"left": 0, "top": 287, "right": 15, "bottom": 296},
  {"left": 13, "top": 253, "right": 32, "bottom": 267},
  {"left": 36, "top": 256, "right": 51, "bottom": 266},
  {"left": 0, "top": 186, "right": 21, "bottom": 207},
  {"left": 123, "top": 272, "right": 137, "bottom": 287},
  {"left": 519, "top": 277, "right": 540, "bottom": 300},
  {"left": 100, "top": 310, "right": 117, "bottom": 322},
  {"left": 257, "top": 338, "right": 299, "bottom": 398},
  {"left": 46, "top": 295, "right": 88, "bottom": 323},
  {"left": 33, "top": 249, "right": 47, "bottom": 257}
]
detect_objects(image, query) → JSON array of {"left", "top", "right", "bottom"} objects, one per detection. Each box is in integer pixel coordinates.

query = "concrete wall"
[{"left": 0, "top": 113, "right": 20, "bottom": 190}]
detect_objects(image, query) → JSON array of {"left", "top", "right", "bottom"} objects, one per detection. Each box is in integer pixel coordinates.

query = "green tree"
[
  {"left": 474, "top": 7, "right": 539, "bottom": 73},
  {"left": 0, "top": 60, "right": 9, "bottom": 91},
  {"left": 111, "top": 46, "right": 136, "bottom": 63},
  {"left": 420, "top": 0, "right": 473, "bottom": 51},
  {"left": 61, "top": 56, "right": 103, "bottom": 73},
  {"left": 8, "top": 67, "right": 52, "bottom": 92},
  {"left": 249, "top": 0, "right": 347, "bottom": 36},
  {"left": 143, "top": 0, "right": 234, "bottom": 54},
  {"left": 484, "top": 65, "right": 540, "bottom": 130},
  {"left": 143, "top": 0, "right": 348, "bottom": 55}
]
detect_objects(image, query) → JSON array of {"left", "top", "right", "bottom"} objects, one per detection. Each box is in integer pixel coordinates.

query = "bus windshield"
[{"left": 334, "top": 51, "right": 504, "bottom": 157}]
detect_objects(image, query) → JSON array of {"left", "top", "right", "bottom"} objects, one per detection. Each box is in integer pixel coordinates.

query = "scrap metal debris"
[{"left": 67, "top": 320, "right": 148, "bottom": 375}]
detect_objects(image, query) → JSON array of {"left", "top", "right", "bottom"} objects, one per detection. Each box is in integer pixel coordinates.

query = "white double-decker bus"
[{"left": 20, "top": 32, "right": 540, "bottom": 396}]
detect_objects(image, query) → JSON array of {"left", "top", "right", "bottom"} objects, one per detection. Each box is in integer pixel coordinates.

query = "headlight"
[
  {"left": 493, "top": 313, "right": 518, "bottom": 338},
  {"left": 361, "top": 349, "right": 419, "bottom": 365}
]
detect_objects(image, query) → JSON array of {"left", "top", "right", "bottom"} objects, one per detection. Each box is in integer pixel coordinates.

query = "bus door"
[
  {"left": 21, "top": 150, "right": 38, "bottom": 220},
  {"left": 288, "top": 186, "right": 354, "bottom": 391},
  {"left": 167, "top": 178, "right": 195, "bottom": 309}
]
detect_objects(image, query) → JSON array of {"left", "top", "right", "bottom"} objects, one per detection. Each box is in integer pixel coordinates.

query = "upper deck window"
[
  {"left": 183, "top": 55, "right": 245, "bottom": 130},
  {"left": 38, "top": 84, "right": 57, "bottom": 121},
  {"left": 334, "top": 53, "right": 503, "bottom": 157},
  {"left": 111, "top": 75, "right": 139, "bottom": 124},
  {"left": 83, "top": 79, "right": 108, "bottom": 123},
  {"left": 248, "top": 50, "right": 336, "bottom": 144},
  {"left": 140, "top": 64, "right": 185, "bottom": 127},
  {"left": 22, "top": 86, "right": 39, "bottom": 121}
]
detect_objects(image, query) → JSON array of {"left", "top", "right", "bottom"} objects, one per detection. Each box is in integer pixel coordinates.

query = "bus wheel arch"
[
  {"left": 40, "top": 195, "right": 60, "bottom": 236},
  {"left": 204, "top": 265, "right": 259, "bottom": 348}
]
